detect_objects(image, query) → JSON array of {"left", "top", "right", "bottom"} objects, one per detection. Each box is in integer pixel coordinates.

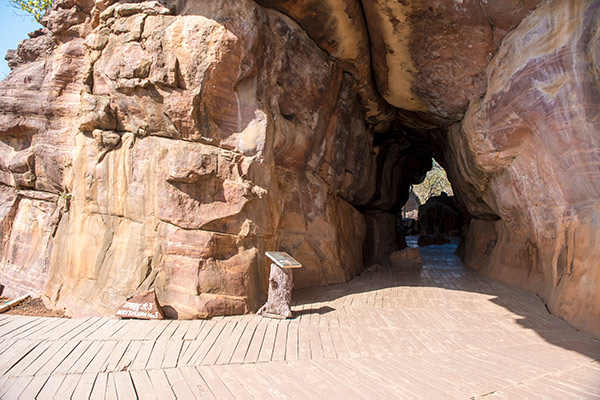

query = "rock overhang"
[{"left": 0, "top": 0, "right": 599, "bottom": 338}]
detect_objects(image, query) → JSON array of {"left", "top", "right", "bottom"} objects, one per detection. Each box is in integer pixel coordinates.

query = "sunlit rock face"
[
  {"left": 0, "top": 0, "right": 373, "bottom": 318},
  {"left": 0, "top": 0, "right": 598, "bottom": 336},
  {"left": 443, "top": 0, "right": 600, "bottom": 336}
]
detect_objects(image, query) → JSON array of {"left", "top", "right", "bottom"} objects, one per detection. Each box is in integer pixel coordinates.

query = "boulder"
[
  {"left": 389, "top": 248, "right": 422, "bottom": 270},
  {"left": 115, "top": 289, "right": 164, "bottom": 319}
]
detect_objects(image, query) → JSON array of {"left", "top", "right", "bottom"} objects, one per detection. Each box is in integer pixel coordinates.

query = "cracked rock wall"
[
  {"left": 442, "top": 0, "right": 600, "bottom": 336},
  {"left": 0, "top": 0, "right": 372, "bottom": 318}
]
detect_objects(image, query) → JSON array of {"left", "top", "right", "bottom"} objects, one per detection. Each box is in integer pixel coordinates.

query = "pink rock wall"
[
  {"left": 444, "top": 0, "right": 600, "bottom": 336},
  {"left": 0, "top": 0, "right": 373, "bottom": 318}
]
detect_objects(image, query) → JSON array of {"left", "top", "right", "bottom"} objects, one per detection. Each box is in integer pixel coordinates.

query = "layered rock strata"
[
  {"left": 0, "top": 0, "right": 374, "bottom": 318},
  {"left": 0, "top": 0, "right": 599, "bottom": 338},
  {"left": 443, "top": 0, "right": 600, "bottom": 335}
]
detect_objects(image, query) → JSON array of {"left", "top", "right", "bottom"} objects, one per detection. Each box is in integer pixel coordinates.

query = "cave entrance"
[{"left": 359, "top": 143, "right": 464, "bottom": 267}]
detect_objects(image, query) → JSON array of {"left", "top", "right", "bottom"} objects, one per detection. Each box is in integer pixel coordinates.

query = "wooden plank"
[
  {"left": 0, "top": 315, "right": 34, "bottom": 332},
  {"left": 162, "top": 340, "right": 183, "bottom": 369},
  {"left": 142, "top": 320, "right": 171, "bottom": 341},
  {"left": 26, "top": 318, "right": 72, "bottom": 341},
  {"left": 164, "top": 367, "right": 197, "bottom": 400},
  {"left": 271, "top": 321, "right": 288, "bottom": 361},
  {"left": 258, "top": 361, "right": 323, "bottom": 398},
  {"left": 195, "top": 366, "right": 234, "bottom": 400},
  {"left": 216, "top": 320, "right": 247, "bottom": 365},
  {"left": 85, "top": 319, "right": 122, "bottom": 341},
  {"left": 144, "top": 339, "right": 168, "bottom": 370},
  {"left": 297, "top": 323, "right": 311, "bottom": 360},
  {"left": 202, "top": 320, "right": 238, "bottom": 365},
  {"left": 243, "top": 319, "right": 268, "bottom": 363},
  {"left": 183, "top": 320, "right": 205, "bottom": 341},
  {"left": 319, "top": 325, "right": 337, "bottom": 359},
  {"left": 59, "top": 317, "right": 97, "bottom": 341},
  {"left": 308, "top": 325, "right": 324, "bottom": 359},
  {"left": 328, "top": 326, "right": 349, "bottom": 359},
  {"left": 88, "top": 372, "right": 108, "bottom": 400},
  {"left": 36, "top": 340, "right": 81, "bottom": 375},
  {"left": 113, "top": 371, "right": 138, "bottom": 399},
  {"left": 179, "top": 366, "right": 216, "bottom": 399},
  {"left": 130, "top": 370, "right": 158, "bottom": 400},
  {"left": 178, "top": 320, "right": 217, "bottom": 366},
  {"left": 114, "top": 341, "right": 142, "bottom": 372},
  {"left": 110, "top": 320, "right": 142, "bottom": 341},
  {"left": 285, "top": 321, "right": 299, "bottom": 361},
  {"left": 18, "top": 341, "right": 70, "bottom": 376},
  {"left": 100, "top": 340, "right": 131, "bottom": 373},
  {"left": 10, "top": 318, "right": 57, "bottom": 340},
  {"left": 218, "top": 363, "right": 277, "bottom": 399},
  {"left": 170, "top": 321, "right": 190, "bottom": 341},
  {"left": 53, "top": 341, "right": 93, "bottom": 375},
  {"left": 0, "top": 375, "right": 16, "bottom": 398},
  {"left": 83, "top": 340, "right": 119, "bottom": 374},
  {"left": 3, "top": 341, "right": 51, "bottom": 377},
  {"left": 130, "top": 341, "right": 155, "bottom": 370},
  {"left": 71, "top": 373, "right": 98, "bottom": 400},
  {"left": 229, "top": 322, "right": 258, "bottom": 364},
  {"left": 1, "top": 375, "right": 34, "bottom": 399},
  {"left": 43, "top": 319, "right": 85, "bottom": 341},
  {"left": 189, "top": 321, "right": 227, "bottom": 366},
  {"left": 68, "top": 341, "right": 105, "bottom": 374},
  {"left": 237, "top": 363, "right": 292, "bottom": 399},
  {"left": 35, "top": 373, "right": 66, "bottom": 399},
  {"left": 16, "top": 374, "right": 49, "bottom": 400},
  {"left": 210, "top": 364, "right": 254, "bottom": 399},
  {"left": 335, "top": 358, "right": 409, "bottom": 398},
  {"left": 105, "top": 372, "right": 118, "bottom": 400},
  {"left": 71, "top": 317, "right": 111, "bottom": 341},
  {"left": 146, "top": 369, "right": 176, "bottom": 400},
  {"left": 0, "top": 339, "right": 14, "bottom": 356},
  {"left": 128, "top": 320, "right": 161, "bottom": 341},
  {"left": 53, "top": 373, "right": 81, "bottom": 399},
  {"left": 257, "top": 320, "right": 278, "bottom": 362},
  {"left": 1, "top": 317, "right": 44, "bottom": 339},
  {"left": 157, "top": 320, "right": 179, "bottom": 341}
]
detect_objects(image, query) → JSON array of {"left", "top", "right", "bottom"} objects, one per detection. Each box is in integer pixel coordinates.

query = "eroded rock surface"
[
  {"left": 443, "top": 0, "right": 600, "bottom": 335},
  {"left": 1, "top": 0, "right": 599, "bottom": 337},
  {"left": 0, "top": 0, "right": 373, "bottom": 318}
]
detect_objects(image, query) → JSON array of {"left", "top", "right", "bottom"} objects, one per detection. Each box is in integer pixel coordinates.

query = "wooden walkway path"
[{"left": 0, "top": 240, "right": 598, "bottom": 399}]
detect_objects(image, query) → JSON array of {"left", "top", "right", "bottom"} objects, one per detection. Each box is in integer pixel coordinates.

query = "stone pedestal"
[{"left": 258, "top": 263, "right": 294, "bottom": 319}]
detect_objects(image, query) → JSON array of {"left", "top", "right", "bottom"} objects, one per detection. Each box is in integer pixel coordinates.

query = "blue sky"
[{"left": 0, "top": 3, "right": 41, "bottom": 79}]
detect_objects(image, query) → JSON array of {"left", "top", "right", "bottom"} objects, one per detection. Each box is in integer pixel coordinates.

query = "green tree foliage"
[
  {"left": 10, "top": 0, "right": 54, "bottom": 23},
  {"left": 412, "top": 159, "right": 453, "bottom": 204}
]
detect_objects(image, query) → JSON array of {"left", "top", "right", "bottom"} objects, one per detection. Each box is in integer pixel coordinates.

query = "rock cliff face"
[
  {"left": 443, "top": 0, "right": 600, "bottom": 336},
  {"left": 0, "top": 0, "right": 373, "bottom": 318},
  {"left": 0, "top": 0, "right": 598, "bottom": 336}
]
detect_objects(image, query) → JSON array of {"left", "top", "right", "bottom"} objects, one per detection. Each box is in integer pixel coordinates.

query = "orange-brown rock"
[
  {"left": 0, "top": 0, "right": 598, "bottom": 339},
  {"left": 444, "top": 0, "right": 600, "bottom": 336},
  {"left": 0, "top": 0, "right": 374, "bottom": 318}
]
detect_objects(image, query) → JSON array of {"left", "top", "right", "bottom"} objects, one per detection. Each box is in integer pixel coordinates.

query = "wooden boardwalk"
[{"left": 0, "top": 240, "right": 598, "bottom": 399}]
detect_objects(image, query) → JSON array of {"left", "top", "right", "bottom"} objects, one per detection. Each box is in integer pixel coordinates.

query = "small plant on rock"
[{"left": 10, "top": 0, "right": 54, "bottom": 23}]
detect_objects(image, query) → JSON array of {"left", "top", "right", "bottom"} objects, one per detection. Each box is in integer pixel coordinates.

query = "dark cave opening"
[{"left": 354, "top": 125, "right": 469, "bottom": 266}]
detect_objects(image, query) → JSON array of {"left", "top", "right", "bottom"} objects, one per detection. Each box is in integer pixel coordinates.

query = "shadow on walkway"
[{"left": 292, "top": 237, "right": 600, "bottom": 362}]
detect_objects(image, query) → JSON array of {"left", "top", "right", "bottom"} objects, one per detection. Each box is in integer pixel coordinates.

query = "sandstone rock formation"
[
  {"left": 0, "top": 0, "right": 599, "bottom": 337},
  {"left": 442, "top": 0, "right": 600, "bottom": 336},
  {"left": 0, "top": 0, "right": 373, "bottom": 318}
]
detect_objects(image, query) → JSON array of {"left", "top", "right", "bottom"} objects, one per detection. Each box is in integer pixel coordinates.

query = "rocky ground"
[{"left": 0, "top": 297, "right": 68, "bottom": 318}]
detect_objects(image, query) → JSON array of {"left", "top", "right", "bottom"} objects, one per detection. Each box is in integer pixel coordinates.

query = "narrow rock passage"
[{"left": 0, "top": 239, "right": 598, "bottom": 399}]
